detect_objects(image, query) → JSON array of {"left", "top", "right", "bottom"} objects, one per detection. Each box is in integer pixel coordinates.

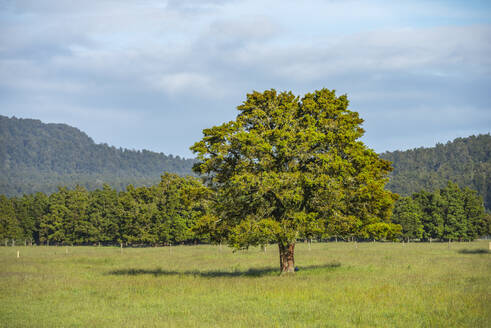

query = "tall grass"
[{"left": 1, "top": 241, "right": 489, "bottom": 327}]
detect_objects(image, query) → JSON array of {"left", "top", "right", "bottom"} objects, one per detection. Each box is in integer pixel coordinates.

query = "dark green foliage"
[
  {"left": 2, "top": 114, "right": 488, "bottom": 217},
  {"left": 1, "top": 177, "right": 487, "bottom": 246},
  {"left": 191, "top": 88, "right": 397, "bottom": 273},
  {"left": 393, "top": 182, "right": 489, "bottom": 241},
  {"left": 192, "top": 89, "right": 397, "bottom": 245},
  {"left": 440, "top": 182, "right": 467, "bottom": 240},
  {"left": 115, "top": 174, "right": 208, "bottom": 246},
  {"left": 0, "top": 115, "right": 195, "bottom": 197},
  {"left": 382, "top": 134, "right": 491, "bottom": 211},
  {"left": 0, "top": 195, "right": 23, "bottom": 243},
  {"left": 1, "top": 110, "right": 488, "bottom": 247},
  {"left": 392, "top": 197, "right": 423, "bottom": 241},
  {"left": 412, "top": 190, "right": 444, "bottom": 240},
  {"left": 0, "top": 174, "right": 208, "bottom": 246},
  {"left": 88, "top": 185, "right": 120, "bottom": 244},
  {"left": 462, "top": 187, "right": 488, "bottom": 239}
]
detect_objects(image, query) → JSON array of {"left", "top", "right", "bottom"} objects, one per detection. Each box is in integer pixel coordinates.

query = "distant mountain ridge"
[
  {"left": 0, "top": 115, "right": 195, "bottom": 196},
  {"left": 381, "top": 134, "right": 490, "bottom": 211},
  {"left": 1, "top": 115, "right": 489, "bottom": 211}
]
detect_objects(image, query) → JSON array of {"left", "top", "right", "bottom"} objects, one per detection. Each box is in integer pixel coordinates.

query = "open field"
[{"left": 0, "top": 241, "right": 490, "bottom": 327}]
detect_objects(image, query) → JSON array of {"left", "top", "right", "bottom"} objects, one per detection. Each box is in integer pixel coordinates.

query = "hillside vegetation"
[
  {"left": 381, "top": 134, "right": 490, "bottom": 210},
  {"left": 0, "top": 116, "right": 195, "bottom": 196},
  {"left": 1, "top": 173, "right": 487, "bottom": 247},
  {"left": 1, "top": 115, "right": 489, "bottom": 212}
]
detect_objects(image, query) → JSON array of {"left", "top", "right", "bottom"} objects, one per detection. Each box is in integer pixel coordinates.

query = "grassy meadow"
[{"left": 0, "top": 241, "right": 489, "bottom": 327}]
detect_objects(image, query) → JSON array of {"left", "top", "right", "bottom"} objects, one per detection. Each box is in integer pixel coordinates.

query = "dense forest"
[
  {"left": 0, "top": 115, "right": 489, "bottom": 245},
  {"left": 382, "top": 134, "right": 490, "bottom": 211},
  {"left": 0, "top": 116, "right": 195, "bottom": 196},
  {"left": 392, "top": 182, "right": 490, "bottom": 242},
  {"left": 0, "top": 174, "right": 488, "bottom": 246},
  {"left": 0, "top": 174, "right": 207, "bottom": 246},
  {"left": 1, "top": 116, "right": 489, "bottom": 213}
]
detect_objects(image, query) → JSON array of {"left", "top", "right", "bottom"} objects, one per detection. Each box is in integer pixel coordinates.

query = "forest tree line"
[
  {"left": 381, "top": 134, "right": 490, "bottom": 211},
  {"left": 0, "top": 174, "right": 207, "bottom": 246},
  {"left": 1, "top": 174, "right": 489, "bottom": 246},
  {"left": 0, "top": 115, "right": 195, "bottom": 197},
  {"left": 392, "top": 182, "right": 490, "bottom": 242},
  {"left": 1, "top": 116, "right": 489, "bottom": 214}
]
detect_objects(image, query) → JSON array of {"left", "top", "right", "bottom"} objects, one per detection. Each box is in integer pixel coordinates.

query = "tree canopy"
[
  {"left": 392, "top": 182, "right": 490, "bottom": 241},
  {"left": 382, "top": 134, "right": 491, "bottom": 211},
  {"left": 191, "top": 89, "right": 397, "bottom": 273},
  {"left": 0, "top": 174, "right": 208, "bottom": 247}
]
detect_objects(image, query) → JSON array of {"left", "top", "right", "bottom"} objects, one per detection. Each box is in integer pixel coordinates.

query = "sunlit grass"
[{"left": 1, "top": 241, "right": 489, "bottom": 327}]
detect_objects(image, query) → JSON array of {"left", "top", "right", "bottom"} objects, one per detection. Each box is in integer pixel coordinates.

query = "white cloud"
[
  {"left": 0, "top": 0, "right": 490, "bottom": 156},
  {"left": 208, "top": 16, "right": 281, "bottom": 42},
  {"left": 151, "top": 72, "right": 214, "bottom": 95}
]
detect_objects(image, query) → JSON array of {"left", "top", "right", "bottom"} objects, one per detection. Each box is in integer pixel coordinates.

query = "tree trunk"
[{"left": 279, "top": 242, "right": 295, "bottom": 274}]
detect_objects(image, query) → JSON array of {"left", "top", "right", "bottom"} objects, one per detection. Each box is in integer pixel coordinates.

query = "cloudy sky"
[{"left": 1, "top": 0, "right": 490, "bottom": 157}]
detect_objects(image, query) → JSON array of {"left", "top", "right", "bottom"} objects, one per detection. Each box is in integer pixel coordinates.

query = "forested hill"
[
  {"left": 1, "top": 115, "right": 490, "bottom": 211},
  {"left": 381, "top": 134, "right": 490, "bottom": 210},
  {"left": 0, "top": 115, "right": 195, "bottom": 196}
]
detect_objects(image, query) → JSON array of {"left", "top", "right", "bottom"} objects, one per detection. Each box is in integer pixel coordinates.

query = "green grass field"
[{"left": 1, "top": 241, "right": 489, "bottom": 327}]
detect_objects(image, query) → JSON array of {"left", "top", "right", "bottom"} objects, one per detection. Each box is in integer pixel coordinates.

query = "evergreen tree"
[
  {"left": 117, "top": 185, "right": 141, "bottom": 246},
  {"left": 462, "top": 187, "right": 486, "bottom": 239},
  {"left": 191, "top": 89, "right": 396, "bottom": 273},
  {"left": 65, "top": 186, "right": 92, "bottom": 244},
  {"left": 392, "top": 196, "right": 424, "bottom": 241},
  {"left": 87, "top": 184, "right": 120, "bottom": 245},
  {"left": 40, "top": 189, "right": 69, "bottom": 245},
  {"left": 155, "top": 173, "right": 209, "bottom": 244},
  {"left": 0, "top": 195, "right": 23, "bottom": 244},
  {"left": 441, "top": 182, "right": 468, "bottom": 241},
  {"left": 412, "top": 190, "right": 444, "bottom": 240}
]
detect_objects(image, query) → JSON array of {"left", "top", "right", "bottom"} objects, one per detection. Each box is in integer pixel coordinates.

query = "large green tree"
[{"left": 191, "top": 89, "right": 396, "bottom": 273}]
